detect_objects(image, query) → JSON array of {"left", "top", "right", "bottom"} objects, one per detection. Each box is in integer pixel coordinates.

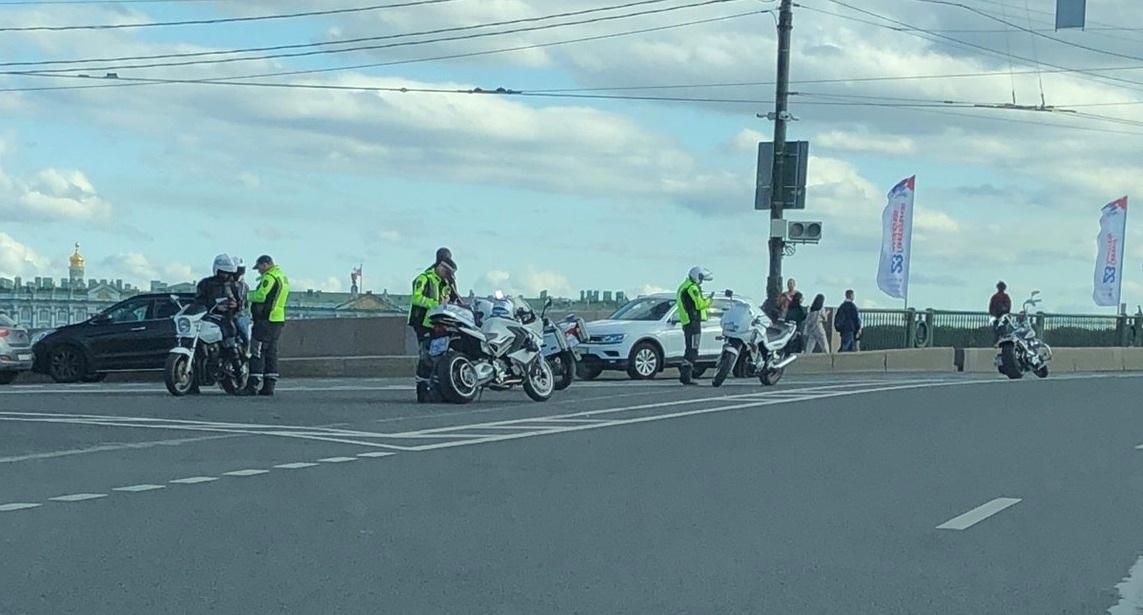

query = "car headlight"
[{"left": 595, "top": 333, "right": 626, "bottom": 344}]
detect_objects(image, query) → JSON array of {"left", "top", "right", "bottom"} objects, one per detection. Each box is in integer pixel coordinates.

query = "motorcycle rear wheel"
[{"left": 436, "top": 350, "right": 480, "bottom": 404}]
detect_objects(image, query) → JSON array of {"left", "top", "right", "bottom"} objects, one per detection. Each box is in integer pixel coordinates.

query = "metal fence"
[{"left": 851, "top": 308, "right": 1141, "bottom": 350}]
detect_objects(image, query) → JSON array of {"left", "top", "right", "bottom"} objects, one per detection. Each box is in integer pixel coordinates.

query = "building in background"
[{"left": 0, "top": 245, "right": 637, "bottom": 328}]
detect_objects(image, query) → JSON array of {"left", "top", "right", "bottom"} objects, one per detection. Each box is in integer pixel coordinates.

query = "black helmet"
[{"left": 435, "top": 247, "right": 454, "bottom": 270}]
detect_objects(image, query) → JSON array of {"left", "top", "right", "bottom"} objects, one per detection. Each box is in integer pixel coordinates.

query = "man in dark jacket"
[
  {"left": 195, "top": 253, "right": 240, "bottom": 349},
  {"left": 833, "top": 289, "right": 862, "bottom": 352}
]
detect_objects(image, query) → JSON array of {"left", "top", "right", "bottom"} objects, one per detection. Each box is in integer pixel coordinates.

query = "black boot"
[
  {"left": 236, "top": 377, "right": 262, "bottom": 396},
  {"left": 679, "top": 363, "right": 695, "bottom": 385},
  {"left": 416, "top": 382, "right": 429, "bottom": 403},
  {"left": 259, "top": 379, "right": 276, "bottom": 396}
]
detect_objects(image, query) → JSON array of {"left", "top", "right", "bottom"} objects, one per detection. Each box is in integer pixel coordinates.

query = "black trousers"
[
  {"left": 682, "top": 321, "right": 701, "bottom": 366},
  {"left": 411, "top": 324, "right": 433, "bottom": 382},
  {"left": 249, "top": 320, "right": 284, "bottom": 383}
]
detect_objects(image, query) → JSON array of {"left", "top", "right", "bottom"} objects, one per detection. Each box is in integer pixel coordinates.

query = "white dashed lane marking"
[{"left": 0, "top": 452, "right": 398, "bottom": 514}]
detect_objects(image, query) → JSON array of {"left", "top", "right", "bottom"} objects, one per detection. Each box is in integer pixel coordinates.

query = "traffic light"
[{"left": 770, "top": 220, "right": 823, "bottom": 244}]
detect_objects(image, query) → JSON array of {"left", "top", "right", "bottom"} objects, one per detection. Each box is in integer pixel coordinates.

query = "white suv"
[{"left": 576, "top": 292, "right": 747, "bottom": 380}]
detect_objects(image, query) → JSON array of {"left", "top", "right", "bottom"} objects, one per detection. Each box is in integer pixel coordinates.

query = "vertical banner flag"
[
  {"left": 876, "top": 176, "right": 916, "bottom": 302},
  {"left": 1093, "top": 196, "right": 1128, "bottom": 307}
]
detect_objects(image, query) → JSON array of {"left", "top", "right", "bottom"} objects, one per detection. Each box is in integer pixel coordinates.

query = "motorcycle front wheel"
[
  {"left": 711, "top": 348, "right": 737, "bottom": 388},
  {"left": 523, "top": 357, "right": 555, "bottom": 402},
  {"left": 1000, "top": 343, "right": 1023, "bottom": 379},
  {"left": 164, "top": 354, "right": 196, "bottom": 396}
]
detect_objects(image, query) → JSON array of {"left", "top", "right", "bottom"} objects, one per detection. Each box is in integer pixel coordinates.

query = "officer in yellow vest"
[
  {"left": 237, "top": 254, "right": 290, "bottom": 396},
  {"left": 408, "top": 255, "right": 457, "bottom": 402},
  {"left": 676, "top": 266, "right": 713, "bottom": 385}
]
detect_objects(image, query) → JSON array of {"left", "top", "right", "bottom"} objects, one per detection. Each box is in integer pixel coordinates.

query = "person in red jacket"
[{"left": 989, "top": 281, "right": 1012, "bottom": 343}]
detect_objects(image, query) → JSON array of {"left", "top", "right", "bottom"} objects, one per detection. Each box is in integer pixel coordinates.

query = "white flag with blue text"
[
  {"left": 1093, "top": 196, "right": 1128, "bottom": 307},
  {"left": 876, "top": 176, "right": 916, "bottom": 302}
]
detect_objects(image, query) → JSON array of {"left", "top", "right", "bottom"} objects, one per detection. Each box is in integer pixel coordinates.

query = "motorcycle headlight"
[{"left": 176, "top": 317, "right": 192, "bottom": 335}]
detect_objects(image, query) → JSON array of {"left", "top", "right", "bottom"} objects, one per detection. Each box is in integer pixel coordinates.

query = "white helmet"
[
  {"left": 688, "top": 266, "right": 713, "bottom": 284},
  {"left": 212, "top": 253, "right": 237, "bottom": 276}
]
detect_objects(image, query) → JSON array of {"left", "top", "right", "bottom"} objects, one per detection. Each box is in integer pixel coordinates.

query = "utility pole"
[{"left": 766, "top": 0, "right": 794, "bottom": 302}]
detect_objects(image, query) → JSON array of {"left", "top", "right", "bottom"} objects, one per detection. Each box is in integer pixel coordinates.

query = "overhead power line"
[
  {"left": 1, "top": 10, "right": 768, "bottom": 87},
  {"left": 13, "top": 0, "right": 749, "bottom": 74},
  {"left": 812, "top": 0, "right": 1143, "bottom": 95},
  {"left": 0, "top": 0, "right": 463, "bottom": 32},
  {"left": 1, "top": 0, "right": 686, "bottom": 69}
]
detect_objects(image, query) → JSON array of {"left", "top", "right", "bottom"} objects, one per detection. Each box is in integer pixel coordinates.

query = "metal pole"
[{"left": 766, "top": 0, "right": 794, "bottom": 302}]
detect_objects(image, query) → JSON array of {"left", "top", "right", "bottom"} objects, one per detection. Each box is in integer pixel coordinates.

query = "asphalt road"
[{"left": 2, "top": 371, "right": 1142, "bottom": 614}]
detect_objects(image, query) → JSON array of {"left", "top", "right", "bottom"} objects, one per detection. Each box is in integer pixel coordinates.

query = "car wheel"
[
  {"left": 626, "top": 341, "right": 662, "bottom": 380},
  {"left": 48, "top": 345, "right": 87, "bottom": 384}
]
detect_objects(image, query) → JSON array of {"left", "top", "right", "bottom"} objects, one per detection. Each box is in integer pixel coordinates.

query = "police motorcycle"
[
  {"left": 425, "top": 291, "right": 555, "bottom": 404},
  {"left": 538, "top": 297, "right": 590, "bottom": 391},
  {"left": 993, "top": 290, "right": 1052, "bottom": 380},
  {"left": 710, "top": 290, "right": 800, "bottom": 387},
  {"left": 163, "top": 294, "right": 249, "bottom": 396}
]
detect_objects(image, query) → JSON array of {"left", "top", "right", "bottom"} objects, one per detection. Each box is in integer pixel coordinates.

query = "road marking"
[
  {"left": 1109, "top": 553, "right": 1143, "bottom": 614},
  {"left": 317, "top": 456, "right": 357, "bottom": 463},
  {"left": 274, "top": 462, "right": 319, "bottom": 469},
  {"left": 936, "top": 497, "right": 1022, "bottom": 530},
  {"left": 49, "top": 493, "right": 108, "bottom": 502},
  {"left": 0, "top": 502, "right": 42, "bottom": 512},
  {"left": 170, "top": 476, "right": 218, "bottom": 484},
  {"left": 0, "top": 434, "right": 241, "bottom": 464},
  {"left": 113, "top": 484, "right": 166, "bottom": 492},
  {"left": 223, "top": 469, "right": 270, "bottom": 477},
  {"left": 357, "top": 452, "right": 395, "bottom": 458}
]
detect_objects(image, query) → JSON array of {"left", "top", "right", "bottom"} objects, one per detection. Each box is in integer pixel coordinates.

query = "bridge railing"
[{"left": 851, "top": 309, "right": 1142, "bottom": 350}]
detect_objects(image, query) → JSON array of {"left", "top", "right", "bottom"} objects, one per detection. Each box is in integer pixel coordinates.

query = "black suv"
[{"left": 33, "top": 292, "right": 195, "bottom": 383}]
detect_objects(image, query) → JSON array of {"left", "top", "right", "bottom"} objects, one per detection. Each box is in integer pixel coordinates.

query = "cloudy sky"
[{"left": 1, "top": 0, "right": 1142, "bottom": 313}]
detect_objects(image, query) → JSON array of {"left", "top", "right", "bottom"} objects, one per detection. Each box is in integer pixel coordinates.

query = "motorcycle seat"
[{"left": 766, "top": 324, "right": 794, "bottom": 342}]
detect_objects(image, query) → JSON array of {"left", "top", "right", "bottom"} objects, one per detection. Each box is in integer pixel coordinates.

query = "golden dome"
[{"left": 69, "top": 243, "right": 85, "bottom": 268}]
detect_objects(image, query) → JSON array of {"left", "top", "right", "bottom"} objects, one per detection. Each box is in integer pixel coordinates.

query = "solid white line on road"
[
  {"left": 357, "top": 452, "right": 395, "bottom": 458},
  {"left": 223, "top": 469, "right": 270, "bottom": 477},
  {"left": 317, "top": 457, "right": 357, "bottom": 463},
  {"left": 0, "top": 502, "right": 42, "bottom": 512},
  {"left": 936, "top": 497, "right": 1022, "bottom": 530},
  {"left": 0, "top": 434, "right": 241, "bottom": 464},
  {"left": 49, "top": 493, "right": 108, "bottom": 502},
  {"left": 113, "top": 484, "right": 166, "bottom": 492},
  {"left": 274, "top": 462, "right": 319, "bottom": 469},
  {"left": 170, "top": 476, "right": 218, "bottom": 484}
]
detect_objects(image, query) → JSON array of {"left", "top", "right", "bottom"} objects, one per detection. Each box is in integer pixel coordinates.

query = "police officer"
[
  {"left": 237, "top": 254, "right": 290, "bottom": 397},
  {"left": 677, "top": 266, "right": 713, "bottom": 385},
  {"left": 408, "top": 255, "right": 457, "bottom": 402}
]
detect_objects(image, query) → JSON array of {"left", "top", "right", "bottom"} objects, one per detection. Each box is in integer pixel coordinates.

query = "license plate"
[
  {"left": 16, "top": 354, "right": 31, "bottom": 362},
  {"left": 429, "top": 337, "right": 450, "bottom": 356}
]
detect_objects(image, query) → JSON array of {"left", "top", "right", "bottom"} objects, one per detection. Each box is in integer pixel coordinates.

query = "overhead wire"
[
  {"left": 11, "top": 0, "right": 751, "bottom": 74},
  {"left": 0, "top": 0, "right": 687, "bottom": 69},
  {"left": 0, "top": 0, "right": 463, "bottom": 32}
]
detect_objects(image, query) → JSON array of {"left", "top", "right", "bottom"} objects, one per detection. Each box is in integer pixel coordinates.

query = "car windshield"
[
  {"left": 0, "top": 313, "right": 16, "bottom": 327},
  {"left": 609, "top": 297, "right": 675, "bottom": 321}
]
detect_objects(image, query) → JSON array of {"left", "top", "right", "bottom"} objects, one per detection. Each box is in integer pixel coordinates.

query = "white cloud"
[
  {"left": 475, "top": 267, "right": 574, "bottom": 298},
  {"left": 815, "top": 130, "right": 916, "bottom": 156},
  {"left": 294, "top": 277, "right": 344, "bottom": 293},
  {"left": 98, "top": 252, "right": 196, "bottom": 286},
  {"left": 0, "top": 232, "right": 53, "bottom": 279},
  {"left": 0, "top": 141, "right": 112, "bottom": 223}
]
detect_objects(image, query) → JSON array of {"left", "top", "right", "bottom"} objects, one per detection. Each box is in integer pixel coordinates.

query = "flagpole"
[{"left": 1120, "top": 196, "right": 1128, "bottom": 314}]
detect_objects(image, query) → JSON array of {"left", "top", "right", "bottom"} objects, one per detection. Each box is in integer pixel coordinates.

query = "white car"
[{"left": 576, "top": 292, "right": 748, "bottom": 380}]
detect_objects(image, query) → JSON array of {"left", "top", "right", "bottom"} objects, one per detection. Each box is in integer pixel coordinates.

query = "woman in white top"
[{"left": 803, "top": 293, "right": 830, "bottom": 354}]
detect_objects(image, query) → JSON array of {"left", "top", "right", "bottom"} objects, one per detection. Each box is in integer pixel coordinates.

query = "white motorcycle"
[
  {"left": 425, "top": 292, "right": 555, "bottom": 404},
  {"left": 539, "top": 297, "right": 590, "bottom": 392},
  {"left": 993, "top": 291, "right": 1052, "bottom": 380},
  {"left": 711, "top": 291, "right": 800, "bottom": 387},
  {"left": 164, "top": 295, "right": 249, "bottom": 396}
]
